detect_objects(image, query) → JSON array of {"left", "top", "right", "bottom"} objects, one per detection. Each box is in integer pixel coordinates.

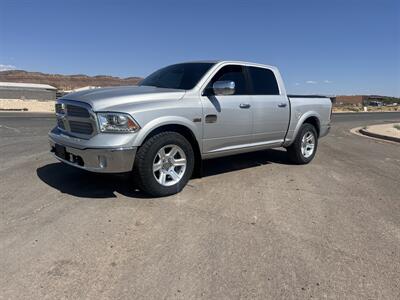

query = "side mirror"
[{"left": 212, "top": 81, "right": 235, "bottom": 95}]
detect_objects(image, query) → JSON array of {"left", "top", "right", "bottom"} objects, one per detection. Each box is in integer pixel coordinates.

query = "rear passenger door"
[{"left": 247, "top": 66, "right": 289, "bottom": 144}]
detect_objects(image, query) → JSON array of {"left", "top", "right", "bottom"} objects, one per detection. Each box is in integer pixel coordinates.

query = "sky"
[{"left": 0, "top": 0, "right": 399, "bottom": 96}]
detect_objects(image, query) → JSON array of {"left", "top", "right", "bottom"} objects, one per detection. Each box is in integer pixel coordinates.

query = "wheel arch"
[
  {"left": 284, "top": 112, "right": 321, "bottom": 147},
  {"left": 135, "top": 120, "right": 203, "bottom": 178},
  {"left": 303, "top": 116, "right": 320, "bottom": 137}
]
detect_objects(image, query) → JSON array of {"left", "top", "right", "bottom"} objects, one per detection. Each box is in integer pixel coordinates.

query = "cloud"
[
  {"left": 323, "top": 80, "right": 333, "bottom": 84},
  {"left": 306, "top": 80, "right": 317, "bottom": 84},
  {"left": 294, "top": 82, "right": 300, "bottom": 86},
  {"left": 0, "top": 64, "right": 16, "bottom": 71}
]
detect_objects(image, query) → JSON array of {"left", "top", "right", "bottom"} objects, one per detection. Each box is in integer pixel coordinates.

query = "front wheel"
[
  {"left": 286, "top": 123, "right": 318, "bottom": 164},
  {"left": 133, "top": 132, "right": 195, "bottom": 197}
]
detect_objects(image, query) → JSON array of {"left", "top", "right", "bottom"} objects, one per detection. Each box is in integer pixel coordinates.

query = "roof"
[
  {"left": 218, "top": 60, "right": 278, "bottom": 69},
  {"left": 182, "top": 60, "right": 221, "bottom": 64},
  {"left": 0, "top": 82, "right": 57, "bottom": 90},
  {"left": 183, "top": 60, "right": 278, "bottom": 70}
]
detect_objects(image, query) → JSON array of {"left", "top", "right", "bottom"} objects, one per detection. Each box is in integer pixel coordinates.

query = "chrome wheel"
[
  {"left": 301, "top": 131, "right": 315, "bottom": 158},
  {"left": 153, "top": 144, "right": 187, "bottom": 186}
]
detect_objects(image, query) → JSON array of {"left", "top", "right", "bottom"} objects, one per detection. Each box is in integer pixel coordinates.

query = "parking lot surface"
[{"left": 1, "top": 112, "right": 399, "bottom": 299}]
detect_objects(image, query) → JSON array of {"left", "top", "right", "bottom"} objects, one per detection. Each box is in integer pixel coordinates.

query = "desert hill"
[{"left": 0, "top": 70, "right": 142, "bottom": 90}]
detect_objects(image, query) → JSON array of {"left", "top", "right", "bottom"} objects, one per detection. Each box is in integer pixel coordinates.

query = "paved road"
[{"left": 1, "top": 112, "right": 399, "bottom": 299}]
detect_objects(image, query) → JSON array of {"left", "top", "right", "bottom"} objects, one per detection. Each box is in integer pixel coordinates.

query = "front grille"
[
  {"left": 67, "top": 105, "right": 90, "bottom": 117},
  {"left": 69, "top": 121, "right": 94, "bottom": 135},
  {"left": 56, "top": 101, "right": 96, "bottom": 138}
]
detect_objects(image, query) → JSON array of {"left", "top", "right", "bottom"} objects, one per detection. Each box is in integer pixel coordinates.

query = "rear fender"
[{"left": 283, "top": 111, "right": 321, "bottom": 147}]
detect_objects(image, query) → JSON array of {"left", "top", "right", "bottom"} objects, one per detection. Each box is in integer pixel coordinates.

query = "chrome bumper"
[{"left": 49, "top": 139, "right": 137, "bottom": 173}]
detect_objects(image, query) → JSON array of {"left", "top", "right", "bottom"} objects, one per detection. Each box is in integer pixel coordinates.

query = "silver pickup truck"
[{"left": 49, "top": 61, "right": 332, "bottom": 196}]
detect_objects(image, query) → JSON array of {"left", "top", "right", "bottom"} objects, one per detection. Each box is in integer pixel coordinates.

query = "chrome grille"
[
  {"left": 66, "top": 105, "right": 90, "bottom": 117},
  {"left": 56, "top": 101, "right": 96, "bottom": 138},
  {"left": 69, "top": 121, "right": 93, "bottom": 135}
]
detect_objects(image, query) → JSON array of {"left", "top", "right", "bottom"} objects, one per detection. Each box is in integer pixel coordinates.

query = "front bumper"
[{"left": 49, "top": 138, "right": 137, "bottom": 173}]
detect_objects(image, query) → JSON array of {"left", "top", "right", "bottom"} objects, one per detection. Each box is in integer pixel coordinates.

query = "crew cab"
[{"left": 49, "top": 61, "right": 332, "bottom": 196}]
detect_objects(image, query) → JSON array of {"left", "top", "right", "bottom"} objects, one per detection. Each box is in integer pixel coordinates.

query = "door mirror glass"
[{"left": 213, "top": 81, "right": 235, "bottom": 95}]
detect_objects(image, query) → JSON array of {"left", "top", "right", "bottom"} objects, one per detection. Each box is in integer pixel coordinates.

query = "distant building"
[
  {"left": 63, "top": 86, "right": 101, "bottom": 93},
  {"left": 334, "top": 95, "right": 369, "bottom": 105},
  {"left": 369, "top": 100, "right": 383, "bottom": 107},
  {"left": 0, "top": 82, "right": 57, "bottom": 101},
  {"left": 58, "top": 86, "right": 101, "bottom": 98},
  {"left": 73, "top": 86, "right": 101, "bottom": 92}
]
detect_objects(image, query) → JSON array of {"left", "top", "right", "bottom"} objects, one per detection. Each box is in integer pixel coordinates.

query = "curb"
[
  {"left": 333, "top": 111, "right": 400, "bottom": 114},
  {"left": 0, "top": 108, "right": 28, "bottom": 112},
  {"left": 359, "top": 128, "right": 400, "bottom": 143}
]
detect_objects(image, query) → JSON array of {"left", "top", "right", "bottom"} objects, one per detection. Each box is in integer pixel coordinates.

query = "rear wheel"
[
  {"left": 133, "top": 132, "right": 194, "bottom": 197},
  {"left": 286, "top": 123, "right": 318, "bottom": 164}
]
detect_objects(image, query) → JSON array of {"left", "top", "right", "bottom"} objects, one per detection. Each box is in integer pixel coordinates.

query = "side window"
[
  {"left": 248, "top": 66, "right": 280, "bottom": 95},
  {"left": 208, "top": 65, "right": 248, "bottom": 95}
]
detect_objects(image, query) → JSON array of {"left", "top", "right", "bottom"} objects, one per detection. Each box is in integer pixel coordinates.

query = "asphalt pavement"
[{"left": 1, "top": 112, "right": 399, "bottom": 299}]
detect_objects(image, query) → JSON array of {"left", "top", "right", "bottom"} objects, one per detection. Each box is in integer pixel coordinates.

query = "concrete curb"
[
  {"left": 359, "top": 128, "right": 400, "bottom": 143},
  {"left": 0, "top": 108, "right": 28, "bottom": 112},
  {"left": 350, "top": 127, "right": 399, "bottom": 145},
  {"left": 333, "top": 111, "right": 399, "bottom": 114}
]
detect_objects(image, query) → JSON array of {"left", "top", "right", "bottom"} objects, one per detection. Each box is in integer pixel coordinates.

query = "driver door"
[{"left": 200, "top": 65, "right": 253, "bottom": 154}]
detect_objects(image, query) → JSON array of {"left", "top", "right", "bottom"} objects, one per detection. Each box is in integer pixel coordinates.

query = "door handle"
[
  {"left": 205, "top": 114, "right": 217, "bottom": 123},
  {"left": 239, "top": 103, "right": 251, "bottom": 109},
  {"left": 278, "top": 103, "right": 287, "bottom": 108}
]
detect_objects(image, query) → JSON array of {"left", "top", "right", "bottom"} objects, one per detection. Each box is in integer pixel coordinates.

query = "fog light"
[{"left": 98, "top": 156, "right": 107, "bottom": 168}]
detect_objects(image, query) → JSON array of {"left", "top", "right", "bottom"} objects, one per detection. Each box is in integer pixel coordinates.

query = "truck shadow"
[
  {"left": 36, "top": 148, "right": 291, "bottom": 199},
  {"left": 202, "top": 148, "right": 291, "bottom": 177},
  {"left": 36, "top": 163, "right": 147, "bottom": 199}
]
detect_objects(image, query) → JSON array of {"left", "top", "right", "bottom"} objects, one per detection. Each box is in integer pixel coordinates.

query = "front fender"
[{"left": 132, "top": 116, "right": 201, "bottom": 147}]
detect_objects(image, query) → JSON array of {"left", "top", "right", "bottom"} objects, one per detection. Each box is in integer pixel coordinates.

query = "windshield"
[{"left": 140, "top": 63, "right": 215, "bottom": 90}]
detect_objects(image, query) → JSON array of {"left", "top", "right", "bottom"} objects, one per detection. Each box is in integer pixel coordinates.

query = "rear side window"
[
  {"left": 208, "top": 65, "right": 248, "bottom": 95},
  {"left": 247, "top": 66, "right": 280, "bottom": 95}
]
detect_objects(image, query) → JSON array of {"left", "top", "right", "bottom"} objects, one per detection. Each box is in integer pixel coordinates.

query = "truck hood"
[{"left": 61, "top": 86, "right": 186, "bottom": 111}]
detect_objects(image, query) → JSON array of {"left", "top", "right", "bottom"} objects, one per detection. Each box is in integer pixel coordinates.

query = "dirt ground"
[{"left": 1, "top": 112, "right": 400, "bottom": 299}]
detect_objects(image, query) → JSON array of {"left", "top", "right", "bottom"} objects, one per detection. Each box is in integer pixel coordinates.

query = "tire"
[
  {"left": 133, "top": 131, "right": 195, "bottom": 197},
  {"left": 286, "top": 123, "right": 318, "bottom": 164}
]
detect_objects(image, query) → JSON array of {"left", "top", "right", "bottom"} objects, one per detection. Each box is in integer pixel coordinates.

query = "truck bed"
[{"left": 284, "top": 95, "right": 332, "bottom": 145}]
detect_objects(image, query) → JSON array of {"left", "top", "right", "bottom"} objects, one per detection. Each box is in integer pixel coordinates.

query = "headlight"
[
  {"left": 97, "top": 112, "right": 140, "bottom": 133},
  {"left": 55, "top": 103, "right": 66, "bottom": 115}
]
